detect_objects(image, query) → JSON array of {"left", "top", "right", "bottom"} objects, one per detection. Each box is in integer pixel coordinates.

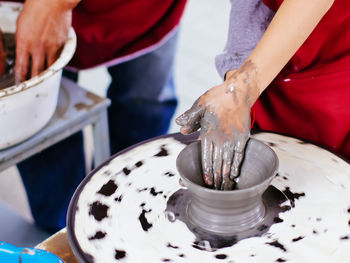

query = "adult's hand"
[
  {"left": 0, "top": 28, "right": 6, "bottom": 77},
  {"left": 15, "top": 0, "right": 80, "bottom": 82},
  {"left": 176, "top": 61, "right": 260, "bottom": 190}
]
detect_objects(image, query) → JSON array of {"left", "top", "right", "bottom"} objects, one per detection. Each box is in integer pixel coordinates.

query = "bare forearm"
[
  {"left": 243, "top": 0, "right": 334, "bottom": 95},
  {"left": 22, "top": 0, "right": 81, "bottom": 11}
]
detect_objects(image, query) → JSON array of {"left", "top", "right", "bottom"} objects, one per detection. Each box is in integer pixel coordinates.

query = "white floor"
[{"left": 0, "top": 0, "right": 231, "bottom": 245}]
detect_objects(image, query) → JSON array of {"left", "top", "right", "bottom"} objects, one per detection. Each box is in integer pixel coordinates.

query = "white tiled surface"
[{"left": 0, "top": 0, "right": 230, "bottom": 241}]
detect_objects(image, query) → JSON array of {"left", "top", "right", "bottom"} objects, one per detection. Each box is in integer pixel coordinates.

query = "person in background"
[
  {"left": 11, "top": 0, "right": 186, "bottom": 232},
  {"left": 177, "top": 0, "right": 350, "bottom": 190}
]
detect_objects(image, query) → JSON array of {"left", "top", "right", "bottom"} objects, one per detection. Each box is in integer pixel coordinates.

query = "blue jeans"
[{"left": 17, "top": 33, "right": 178, "bottom": 232}]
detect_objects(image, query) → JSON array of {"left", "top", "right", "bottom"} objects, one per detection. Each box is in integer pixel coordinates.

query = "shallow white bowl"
[{"left": 0, "top": 2, "right": 76, "bottom": 149}]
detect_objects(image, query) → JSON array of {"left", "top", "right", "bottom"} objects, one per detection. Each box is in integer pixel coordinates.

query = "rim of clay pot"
[
  {"left": 0, "top": 2, "right": 77, "bottom": 98},
  {"left": 176, "top": 139, "right": 279, "bottom": 195}
]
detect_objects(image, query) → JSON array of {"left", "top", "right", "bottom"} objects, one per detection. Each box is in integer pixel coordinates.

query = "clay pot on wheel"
[{"left": 176, "top": 139, "right": 279, "bottom": 235}]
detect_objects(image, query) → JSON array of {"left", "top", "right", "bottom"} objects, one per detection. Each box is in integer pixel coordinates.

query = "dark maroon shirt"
[{"left": 69, "top": 0, "right": 187, "bottom": 69}]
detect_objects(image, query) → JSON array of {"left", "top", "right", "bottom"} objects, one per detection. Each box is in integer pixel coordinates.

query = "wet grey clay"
[{"left": 176, "top": 139, "right": 278, "bottom": 235}]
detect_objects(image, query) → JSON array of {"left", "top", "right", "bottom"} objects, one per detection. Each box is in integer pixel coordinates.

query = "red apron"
[
  {"left": 254, "top": 0, "right": 350, "bottom": 159},
  {"left": 69, "top": 0, "right": 187, "bottom": 69}
]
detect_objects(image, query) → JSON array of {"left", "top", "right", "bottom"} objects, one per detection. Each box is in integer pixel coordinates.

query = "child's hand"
[{"left": 176, "top": 61, "right": 260, "bottom": 190}]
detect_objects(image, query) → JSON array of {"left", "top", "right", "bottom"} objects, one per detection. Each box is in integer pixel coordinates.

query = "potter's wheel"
[{"left": 67, "top": 132, "right": 350, "bottom": 263}]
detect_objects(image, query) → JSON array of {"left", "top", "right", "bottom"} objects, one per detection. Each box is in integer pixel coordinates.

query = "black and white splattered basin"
[{"left": 67, "top": 132, "right": 350, "bottom": 263}]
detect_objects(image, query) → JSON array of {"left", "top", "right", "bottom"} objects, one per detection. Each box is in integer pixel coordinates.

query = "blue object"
[
  {"left": 0, "top": 242, "right": 63, "bottom": 263},
  {"left": 17, "top": 32, "right": 179, "bottom": 232}
]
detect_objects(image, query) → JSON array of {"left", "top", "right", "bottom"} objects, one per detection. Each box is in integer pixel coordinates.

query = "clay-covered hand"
[
  {"left": 0, "top": 28, "right": 6, "bottom": 77},
  {"left": 15, "top": 0, "right": 79, "bottom": 82},
  {"left": 176, "top": 61, "right": 260, "bottom": 190}
]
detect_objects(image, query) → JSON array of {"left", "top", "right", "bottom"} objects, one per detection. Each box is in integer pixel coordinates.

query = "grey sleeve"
[{"left": 215, "top": 0, "right": 275, "bottom": 79}]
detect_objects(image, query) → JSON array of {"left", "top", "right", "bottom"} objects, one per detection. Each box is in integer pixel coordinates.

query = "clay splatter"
[
  {"left": 88, "top": 231, "right": 107, "bottom": 240},
  {"left": 164, "top": 171, "right": 175, "bottom": 177},
  {"left": 137, "top": 187, "right": 149, "bottom": 193},
  {"left": 135, "top": 161, "right": 143, "bottom": 167},
  {"left": 154, "top": 146, "right": 169, "bottom": 157},
  {"left": 282, "top": 187, "right": 305, "bottom": 207},
  {"left": 97, "top": 180, "right": 118, "bottom": 196},
  {"left": 115, "top": 249, "right": 126, "bottom": 260},
  {"left": 167, "top": 243, "right": 179, "bottom": 249},
  {"left": 266, "top": 240, "right": 287, "bottom": 252},
  {"left": 215, "top": 254, "right": 227, "bottom": 260},
  {"left": 292, "top": 236, "right": 304, "bottom": 242},
  {"left": 114, "top": 195, "right": 123, "bottom": 202},
  {"left": 122, "top": 167, "right": 131, "bottom": 175},
  {"left": 89, "top": 201, "right": 109, "bottom": 221},
  {"left": 139, "top": 204, "right": 153, "bottom": 231},
  {"left": 150, "top": 187, "right": 163, "bottom": 196},
  {"left": 274, "top": 217, "right": 283, "bottom": 223},
  {"left": 191, "top": 242, "right": 207, "bottom": 251},
  {"left": 276, "top": 258, "right": 287, "bottom": 262},
  {"left": 102, "top": 170, "right": 111, "bottom": 176}
]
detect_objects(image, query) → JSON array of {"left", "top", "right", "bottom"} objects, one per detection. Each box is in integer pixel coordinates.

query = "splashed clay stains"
[{"left": 69, "top": 134, "right": 350, "bottom": 263}]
